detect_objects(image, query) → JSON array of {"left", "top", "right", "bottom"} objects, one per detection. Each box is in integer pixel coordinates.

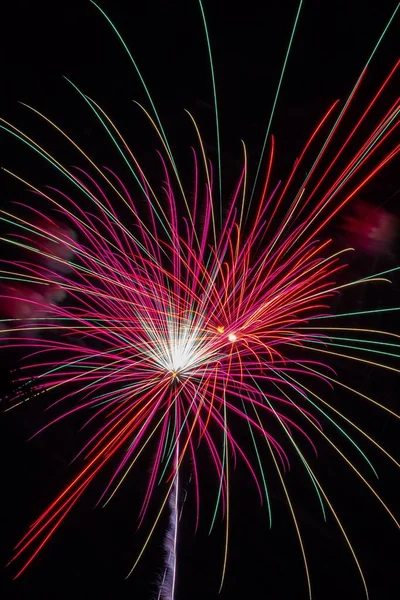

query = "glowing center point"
[
  {"left": 164, "top": 338, "right": 197, "bottom": 373},
  {"left": 228, "top": 333, "right": 237, "bottom": 343}
]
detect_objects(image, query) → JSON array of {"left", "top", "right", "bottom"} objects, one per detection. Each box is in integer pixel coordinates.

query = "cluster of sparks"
[{"left": 0, "top": 2, "right": 399, "bottom": 598}]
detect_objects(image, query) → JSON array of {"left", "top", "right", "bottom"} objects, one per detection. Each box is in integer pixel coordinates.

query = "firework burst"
[{"left": 0, "top": 1, "right": 399, "bottom": 598}]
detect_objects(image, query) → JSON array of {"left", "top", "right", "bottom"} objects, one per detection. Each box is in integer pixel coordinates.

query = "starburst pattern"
[{"left": 0, "top": 2, "right": 399, "bottom": 598}]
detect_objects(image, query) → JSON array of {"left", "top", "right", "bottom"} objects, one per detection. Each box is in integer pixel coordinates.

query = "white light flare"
[{"left": 160, "top": 325, "right": 203, "bottom": 375}]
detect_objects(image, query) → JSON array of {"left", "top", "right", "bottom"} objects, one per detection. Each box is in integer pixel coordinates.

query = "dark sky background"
[{"left": 0, "top": 1, "right": 399, "bottom": 599}]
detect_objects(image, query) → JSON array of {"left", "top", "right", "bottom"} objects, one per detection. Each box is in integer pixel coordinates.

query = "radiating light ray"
[
  {"left": 198, "top": 0, "right": 222, "bottom": 219},
  {"left": 250, "top": 0, "right": 304, "bottom": 205},
  {"left": 88, "top": 0, "right": 181, "bottom": 186},
  {"left": 293, "top": 363, "right": 400, "bottom": 471},
  {"left": 279, "top": 372, "right": 399, "bottom": 528},
  {"left": 252, "top": 401, "right": 313, "bottom": 600}
]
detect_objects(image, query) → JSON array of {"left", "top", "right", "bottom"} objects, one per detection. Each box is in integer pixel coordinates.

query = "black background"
[{"left": 0, "top": 1, "right": 399, "bottom": 599}]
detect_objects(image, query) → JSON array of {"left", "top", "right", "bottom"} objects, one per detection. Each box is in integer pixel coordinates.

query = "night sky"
[{"left": 0, "top": 1, "right": 399, "bottom": 599}]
